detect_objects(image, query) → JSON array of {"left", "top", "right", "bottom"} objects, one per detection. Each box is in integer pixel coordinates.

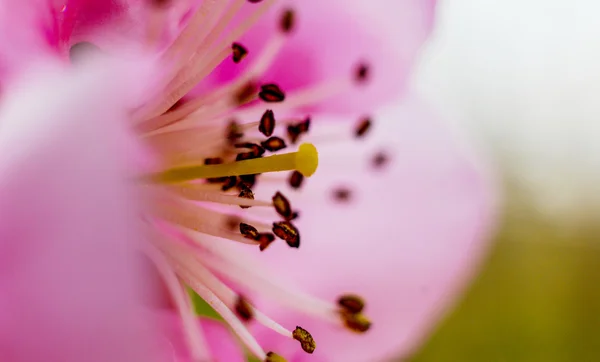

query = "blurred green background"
[{"left": 408, "top": 194, "right": 600, "bottom": 362}]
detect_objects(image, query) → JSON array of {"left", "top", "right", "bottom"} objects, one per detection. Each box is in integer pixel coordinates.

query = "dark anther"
[
  {"left": 291, "top": 211, "right": 300, "bottom": 220},
  {"left": 288, "top": 170, "right": 304, "bottom": 189},
  {"left": 221, "top": 176, "right": 238, "bottom": 191},
  {"left": 69, "top": 42, "right": 101, "bottom": 65},
  {"left": 231, "top": 42, "right": 248, "bottom": 63},
  {"left": 259, "top": 109, "right": 276, "bottom": 137},
  {"left": 207, "top": 176, "right": 227, "bottom": 183},
  {"left": 333, "top": 187, "right": 352, "bottom": 202},
  {"left": 235, "top": 82, "right": 257, "bottom": 105},
  {"left": 272, "top": 221, "right": 300, "bottom": 248},
  {"left": 239, "top": 185, "right": 255, "bottom": 209},
  {"left": 337, "top": 294, "right": 365, "bottom": 314},
  {"left": 265, "top": 352, "right": 287, "bottom": 362},
  {"left": 261, "top": 136, "right": 287, "bottom": 152},
  {"left": 272, "top": 191, "right": 293, "bottom": 220},
  {"left": 297, "top": 117, "right": 311, "bottom": 133},
  {"left": 239, "top": 222, "right": 259, "bottom": 240},
  {"left": 292, "top": 326, "right": 316, "bottom": 354},
  {"left": 234, "top": 142, "right": 265, "bottom": 157},
  {"left": 259, "top": 84, "right": 286, "bottom": 103},
  {"left": 247, "top": 0, "right": 263, "bottom": 3},
  {"left": 372, "top": 151, "right": 389, "bottom": 169},
  {"left": 148, "top": 0, "right": 171, "bottom": 8},
  {"left": 355, "top": 117, "right": 372, "bottom": 138},
  {"left": 341, "top": 311, "right": 372, "bottom": 333},
  {"left": 257, "top": 233, "right": 275, "bottom": 251},
  {"left": 287, "top": 124, "right": 301, "bottom": 144},
  {"left": 286, "top": 117, "right": 310, "bottom": 144},
  {"left": 234, "top": 295, "right": 254, "bottom": 321},
  {"left": 236, "top": 152, "right": 262, "bottom": 162},
  {"left": 280, "top": 9, "right": 296, "bottom": 34},
  {"left": 226, "top": 120, "right": 244, "bottom": 144},
  {"left": 238, "top": 174, "right": 257, "bottom": 189},
  {"left": 204, "top": 157, "right": 223, "bottom": 165},
  {"left": 355, "top": 62, "right": 370, "bottom": 83}
]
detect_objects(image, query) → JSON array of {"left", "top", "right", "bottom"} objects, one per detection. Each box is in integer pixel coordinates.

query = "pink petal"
[
  {"left": 206, "top": 0, "right": 437, "bottom": 113},
  {"left": 235, "top": 95, "right": 496, "bottom": 361},
  {"left": 157, "top": 312, "right": 246, "bottom": 362},
  {"left": 0, "top": 59, "right": 166, "bottom": 361},
  {"left": 0, "top": 0, "right": 61, "bottom": 78}
]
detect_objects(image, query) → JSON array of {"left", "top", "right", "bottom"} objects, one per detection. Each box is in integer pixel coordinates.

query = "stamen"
[
  {"left": 288, "top": 171, "right": 304, "bottom": 190},
  {"left": 234, "top": 142, "right": 266, "bottom": 157},
  {"left": 259, "top": 84, "right": 286, "bottom": 103},
  {"left": 161, "top": 236, "right": 316, "bottom": 351},
  {"left": 372, "top": 151, "right": 389, "bottom": 169},
  {"left": 227, "top": 120, "right": 244, "bottom": 144},
  {"left": 142, "top": 243, "right": 211, "bottom": 361},
  {"left": 235, "top": 295, "right": 254, "bottom": 322},
  {"left": 188, "top": 234, "right": 340, "bottom": 324},
  {"left": 224, "top": 215, "right": 242, "bottom": 232},
  {"left": 279, "top": 9, "right": 296, "bottom": 34},
  {"left": 292, "top": 326, "right": 316, "bottom": 354},
  {"left": 259, "top": 109, "right": 276, "bottom": 137},
  {"left": 240, "top": 222, "right": 259, "bottom": 240},
  {"left": 204, "top": 157, "right": 223, "bottom": 165},
  {"left": 155, "top": 200, "right": 264, "bottom": 245},
  {"left": 333, "top": 187, "right": 352, "bottom": 202},
  {"left": 238, "top": 185, "right": 255, "bottom": 209},
  {"left": 231, "top": 42, "right": 249, "bottom": 63},
  {"left": 239, "top": 174, "right": 258, "bottom": 189},
  {"left": 257, "top": 233, "right": 276, "bottom": 251},
  {"left": 337, "top": 294, "right": 365, "bottom": 314},
  {"left": 144, "top": 143, "right": 318, "bottom": 184},
  {"left": 235, "top": 82, "right": 259, "bottom": 105},
  {"left": 159, "top": 0, "right": 278, "bottom": 116},
  {"left": 272, "top": 192, "right": 293, "bottom": 220},
  {"left": 355, "top": 117, "right": 372, "bottom": 138},
  {"left": 221, "top": 176, "right": 238, "bottom": 191},
  {"left": 355, "top": 63, "right": 370, "bottom": 83},
  {"left": 272, "top": 221, "right": 300, "bottom": 248},
  {"left": 340, "top": 311, "right": 372, "bottom": 333},
  {"left": 287, "top": 117, "right": 310, "bottom": 144},
  {"left": 261, "top": 136, "right": 287, "bottom": 152},
  {"left": 176, "top": 265, "right": 268, "bottom": 360},
  {"left": 265, "top": 352, "right": 287, "bottom": 362},
  {"left": 169, "top": 185, "right": 271, "bottom": 207},
  {"left": 236, "top": 151, "right": 261, "bottom": 161}
]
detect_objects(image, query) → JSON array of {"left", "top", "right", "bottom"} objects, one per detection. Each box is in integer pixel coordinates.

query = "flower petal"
[
  {"left": 0, "top": 59, "right": 166, "bottom": 361},
  {"left": 206, "top": 0, "right": 437, "bottom": 113},
  {"left": 237, "top": 95, "right": 496, "bottom": 361},
  {"left": 157, "top": 312, "right": 247, "bottom": 362}
]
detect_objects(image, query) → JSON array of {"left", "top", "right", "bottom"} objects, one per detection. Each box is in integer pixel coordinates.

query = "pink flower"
[{"left": 0, "top": 1, "right": 495, "bottom": 361}]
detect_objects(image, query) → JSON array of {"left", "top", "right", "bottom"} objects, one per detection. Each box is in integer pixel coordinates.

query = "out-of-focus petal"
[
  {"left": 0, "top": 0, "right": 61, "bottom": 78},
  {"left": 157, "top": 312, "right": 246, "bottom": 362},
  {"left": 232, "top": 95, "right": 496, "bottom": 361},
  {"left": 0, "top": 59, "right": 165, "bottom": 362}
]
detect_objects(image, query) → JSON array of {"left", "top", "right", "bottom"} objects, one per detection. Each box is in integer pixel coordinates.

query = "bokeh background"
[{"left": 404, "top": 1, "right": 600, "bottom": 361}]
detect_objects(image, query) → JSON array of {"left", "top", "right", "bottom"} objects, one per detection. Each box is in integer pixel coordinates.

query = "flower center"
[{"left": 66, "top": 0, "right": 380, "bottom": 360}]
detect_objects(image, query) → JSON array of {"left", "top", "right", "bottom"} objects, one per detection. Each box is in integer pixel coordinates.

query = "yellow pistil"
[{"left": 145, "top": 143, "right": 318, "bottom": 184}]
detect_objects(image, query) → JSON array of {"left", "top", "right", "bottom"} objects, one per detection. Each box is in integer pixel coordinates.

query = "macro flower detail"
[{"left": 0, "top": 0, "right": 495, "bottom": 362}]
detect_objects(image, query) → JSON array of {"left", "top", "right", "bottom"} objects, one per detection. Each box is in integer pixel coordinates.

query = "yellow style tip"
[{"left": 295, "top": 143, "right": 318, "bottom": 177}]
